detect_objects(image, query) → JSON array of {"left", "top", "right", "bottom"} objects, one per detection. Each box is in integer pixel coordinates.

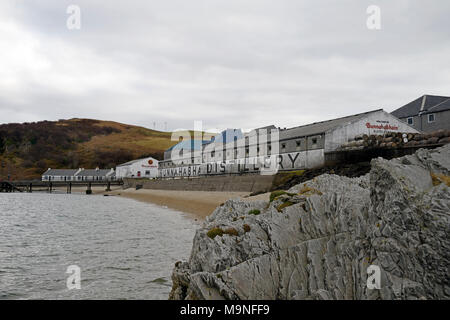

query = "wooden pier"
[
  {"left": 0, "top": 181, "right": 23, "bottom": 193},
  {"left": 0, "top": 180, "right": 122, "bottom": 194}
]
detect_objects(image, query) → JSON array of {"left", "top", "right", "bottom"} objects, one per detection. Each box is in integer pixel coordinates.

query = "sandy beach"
[
  {"left": 106, "top": 189, "right": 250, "bottom": 219},
  {"left": 53, "top": 185, "right": 267, "bottom": 219}
]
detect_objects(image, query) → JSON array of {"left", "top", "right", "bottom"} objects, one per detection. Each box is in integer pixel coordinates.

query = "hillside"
[{"left": 0, "top": 119, "right": 177, "bottom": 180}]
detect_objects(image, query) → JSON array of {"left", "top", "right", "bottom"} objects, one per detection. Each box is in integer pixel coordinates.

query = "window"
[
  {"left": 211, "top": 151, "right": 215, "bottom": 158},
  {"left": 312, "top": 138, "right": 317, "bottom": 145},
  {"left": 145, "top": 170, "right": 150, "bottom": 175},
  {"left": 428, "top": 114, "right": 435, "bottom": 123},
  {"left": 296, "top": 140, "right": 301, "bottom": 150},
  {"left": 407, "top": 117, "right": 413, "bottom": 125},
  {"left": 281, "top": 143, "right": 286, "bottom": 151}
]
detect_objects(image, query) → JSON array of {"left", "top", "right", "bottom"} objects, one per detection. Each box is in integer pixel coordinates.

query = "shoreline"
[
  {"left": 107, "top": 189, "right": 250, "bottom": 219},
  {"left": 52, "top": 186, "right": 261, "bottom": 219}
]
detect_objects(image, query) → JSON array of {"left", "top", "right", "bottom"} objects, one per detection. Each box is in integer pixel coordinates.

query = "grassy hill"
[{"left": 0, "top": 118, "right": 179, "bottom": 180}]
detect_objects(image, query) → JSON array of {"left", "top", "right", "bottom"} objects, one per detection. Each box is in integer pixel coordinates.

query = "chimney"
[{"left": 420, "top": 95, "right": 427, "bottom": 112}]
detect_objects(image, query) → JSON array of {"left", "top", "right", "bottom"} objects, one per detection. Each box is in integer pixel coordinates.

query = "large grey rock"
[{"left": 169, "top": 145, "right": 450, "bottom": 300}]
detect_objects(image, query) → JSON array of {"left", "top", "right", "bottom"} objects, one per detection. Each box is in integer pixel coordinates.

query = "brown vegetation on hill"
[{"left": 0, "top": 118, "right": 177, "bottom": 180}]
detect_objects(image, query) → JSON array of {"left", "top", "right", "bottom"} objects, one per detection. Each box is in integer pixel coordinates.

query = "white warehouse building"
[{"left": 116, "top": 157, "right": 159, "bottom": 179}]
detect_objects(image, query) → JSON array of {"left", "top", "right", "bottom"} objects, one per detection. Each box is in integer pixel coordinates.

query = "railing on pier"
[{"left": 0, "top": 180, "right": 123, "bottom": 194}]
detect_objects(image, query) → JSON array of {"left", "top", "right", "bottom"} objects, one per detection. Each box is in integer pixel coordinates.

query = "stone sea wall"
[{"left": 124, "top": 174, "right": 275, "bottom": 193}]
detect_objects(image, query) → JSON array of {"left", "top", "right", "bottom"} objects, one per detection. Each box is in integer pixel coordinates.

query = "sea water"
[{"left": 0, "top": 192, "right": 198, "bottom": 299}]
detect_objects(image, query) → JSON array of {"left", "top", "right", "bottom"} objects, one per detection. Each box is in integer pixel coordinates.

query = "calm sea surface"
[{"left": 0, "top": 192, "right": 199, "bottom": 299}]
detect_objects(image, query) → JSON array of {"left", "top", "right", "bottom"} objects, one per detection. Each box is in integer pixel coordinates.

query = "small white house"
[
  {"left": 75, "top": 168, "right": 116, "bottom": 181},
  {"left": 42, "top": 168, "right": 116, "bottom": 182},
  {"left": 116, "top": 157, "right": 159, "bottom": 179},
  {"left": 42, "top": 169, "right": 81, "bottom": 182}
]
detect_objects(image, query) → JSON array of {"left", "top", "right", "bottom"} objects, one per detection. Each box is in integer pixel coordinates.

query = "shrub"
[
  {"left": 269, "top": 190, "right": 296, "bottom": 202},
  {"left": 298, "top": 185, "right": 323, "bottom": 196},
  {"left": 21, "top": 159, "right": 34, "bottom": 168},
  {"left": 248, "top": 209, "right": 261, "bottom": 215},
  {"left": 270, "top": 190, "right": 287, "bottom": 202},
  {"left": 207, "top": 227, "right": 239, "bottom": 238},
  {"left": 207, "top": 227, "right": 224, "bottom": 239},
  {"left": 277, "top": 201, "right": 294, "bottom": 212},
  {"left": 223, "top": 228, "right": 239, "bottom": 236},
  {"left": 243, "top": 224, "right": 251, "bottom": 233}
]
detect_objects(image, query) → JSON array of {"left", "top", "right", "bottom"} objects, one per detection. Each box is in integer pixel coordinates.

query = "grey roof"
[
  {"left": 117, "top": 157, "right": 158, "bottom": 167},
  {"left": 116, "top": 159, "right": 142, "bottom": 167},
  {"left": 391, "top": 95, "right": 450, "bottom": 118},
  {"left": 76, "top": 169, "right": 112, "bottom": 177},
  {"left": 43, "top": 169, "right": 79, "bottom": 176},
  {"left": 254, "top": 125, "right": 277, "bottom": 132},
  {"left": 280, "top": 109, "right": 383, "bottom": 140},
  {"left": 423, "top": 97, "right": 450, "bottom": 114}
]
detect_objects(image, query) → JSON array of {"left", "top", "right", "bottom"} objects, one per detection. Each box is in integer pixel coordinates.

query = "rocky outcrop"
[{"left": 169, "top": 145, "right": 450, "bottom": 300}]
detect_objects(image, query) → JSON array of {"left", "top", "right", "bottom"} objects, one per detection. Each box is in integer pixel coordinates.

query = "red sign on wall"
[{"left": 366, "top": 122, "right": 399, "bottom": 131}]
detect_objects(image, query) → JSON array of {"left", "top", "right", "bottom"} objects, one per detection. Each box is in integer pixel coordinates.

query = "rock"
[{"left": 169, "top": 145, "right": 450, "bottom": 300}]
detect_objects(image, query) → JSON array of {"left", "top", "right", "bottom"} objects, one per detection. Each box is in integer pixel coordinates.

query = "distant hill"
[{"left": 0, "top": 119, "right": 178, "bottom": 180}]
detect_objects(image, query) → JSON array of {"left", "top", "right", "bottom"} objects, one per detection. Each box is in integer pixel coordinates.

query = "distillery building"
[{"left": 158, "top": 108, "right": 419, "bottom": 178}]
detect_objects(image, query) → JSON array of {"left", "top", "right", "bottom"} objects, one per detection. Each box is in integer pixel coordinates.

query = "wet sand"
[
  {"left": 55, "top": 186, "right": 254, "bottom": 219},
  {"left": 108, "top": 189, "right": 251, "bottom": 219}
]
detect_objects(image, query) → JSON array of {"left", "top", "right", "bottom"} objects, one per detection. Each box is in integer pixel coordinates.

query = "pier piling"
[{"left": 86, "top": 182, "right": 92, "bottom": 195}]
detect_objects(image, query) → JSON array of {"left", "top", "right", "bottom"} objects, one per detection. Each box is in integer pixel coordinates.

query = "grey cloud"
[{"left": 1, "top": 0, "right": 449, "bottom": 131}]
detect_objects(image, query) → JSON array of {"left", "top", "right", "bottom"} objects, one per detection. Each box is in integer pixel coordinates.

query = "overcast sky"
[{"left": 1, "top": 1, "right": 449, "bottom": 132}]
